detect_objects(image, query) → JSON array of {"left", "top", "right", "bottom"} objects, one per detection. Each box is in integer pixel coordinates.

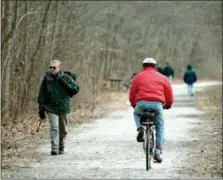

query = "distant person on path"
[
  {"left": 156, "top": 66, "right": 163, "bottom": 75},
  {"left": 163, "top": 61, "right": 174, "bottom": 83},
  {"left": 37, "top": 60, "right": 79, "bottom": 155},
  {"left": 183, "top": 64, "right": 197, "bottom": 96},
  {"left": 129, "top": 57, "right": 174, "bottom": 163}
]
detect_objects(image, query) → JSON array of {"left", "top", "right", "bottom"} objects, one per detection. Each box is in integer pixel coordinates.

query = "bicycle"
[{"left": 140, "top": 108, "right": 156, "bottom": 171}]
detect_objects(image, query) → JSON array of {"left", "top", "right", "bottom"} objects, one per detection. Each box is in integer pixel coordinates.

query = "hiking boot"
[
  {"left": 58, "top": 147, "right": 65, "bottom": 155},
  {"left": 154, "top": 154, "right": 162, "bottom": 163},
  {"left": 51, "top": 150, "right": 58, "bottom": 156},
  {"left": 136, "top": 127, "right": 144, "bottom": 142}
]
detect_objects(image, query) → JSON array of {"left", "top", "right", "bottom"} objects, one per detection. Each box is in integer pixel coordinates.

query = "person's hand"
[
  {"left": 164, "top": 105, "right": 171, "bottom": 109},
  {"left": 38, "top": 105, "right": 46, "bottom": 119},
  {"left": 132, "top": 104, "right": 136, "bottom": 108},
  {"left": 58, "top": 77, "right": 79, "bottom": 97},
  {"left": 59, "top": 78, "right": 70, "bottom": 89}
]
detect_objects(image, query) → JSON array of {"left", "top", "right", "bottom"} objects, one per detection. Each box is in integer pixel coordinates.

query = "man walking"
[
  {"left": 163, "top": 61, "right": 174, "bottom": 83},
  {"left": 183, "top": 64, "right": 197, "bottom": 96},
  {"left": 37, "top": 60, "right": 79, "bottom": 155}
]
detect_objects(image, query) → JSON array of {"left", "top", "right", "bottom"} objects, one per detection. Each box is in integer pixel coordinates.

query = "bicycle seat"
[
  {"left": 142, "top": 108, "right": 156, "bottom": 117},
  {"left": 140, "top": 109, "right": 156, "bottom": 125}
]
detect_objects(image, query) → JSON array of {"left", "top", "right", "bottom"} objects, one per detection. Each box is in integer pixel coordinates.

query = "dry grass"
[
  {"left": 195, "top": 84, "right": 222, "bottom": 120},
  {"left": 192, "top": 84, "right": 222, "bottom": 177}
]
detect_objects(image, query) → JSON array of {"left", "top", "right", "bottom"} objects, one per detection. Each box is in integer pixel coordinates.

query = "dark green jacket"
[
  {"left": 163, "top": 66, "right": 174, "bottom": 77},
  {"left": 37, "top": 71, "right": 79, "bottom": 115},
  {"left": 184, "top": 69, "right": 197, "bottom": 85}
]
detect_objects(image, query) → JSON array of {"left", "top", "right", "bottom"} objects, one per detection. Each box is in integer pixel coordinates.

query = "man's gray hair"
[{"left": 50, "top": 60, "right": 61, "bottom": 66}]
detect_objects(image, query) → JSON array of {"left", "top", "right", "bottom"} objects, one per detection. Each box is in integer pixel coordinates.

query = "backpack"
[
  {"left": 63, "top": 71, "right": 77, "bottom": 81},
  {"left": 62, "top": 71, "right": 79, "bottom": 97}
]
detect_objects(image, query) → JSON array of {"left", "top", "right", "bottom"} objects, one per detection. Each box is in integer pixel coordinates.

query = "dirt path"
[{"left": 2, "top": 81, "right": 222, "bottom": 179}]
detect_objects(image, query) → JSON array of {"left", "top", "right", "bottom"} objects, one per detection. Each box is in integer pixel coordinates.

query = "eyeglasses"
[{"left": 49, "top": 66, "right": 56, "bottom": 70}]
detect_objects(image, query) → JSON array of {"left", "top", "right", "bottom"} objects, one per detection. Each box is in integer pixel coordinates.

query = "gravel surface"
[{"left": 2, "top": 81, "right": 222, "bottom": 179}]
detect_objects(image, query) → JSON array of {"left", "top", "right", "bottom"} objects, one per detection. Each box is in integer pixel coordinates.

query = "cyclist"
[{"left": 129, "top": 58, "right": 174, "bottom": 163}]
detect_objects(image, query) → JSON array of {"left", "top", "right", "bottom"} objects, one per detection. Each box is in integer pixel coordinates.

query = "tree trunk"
[
  {"left": 1, "top": 1, "right": 18, "bottom": 50},
  {"left": 24, "top": 1, "right": 52, "bottom": 108},
  {"left": 50, "top": 2, "right": 59, "bottom": 59}
]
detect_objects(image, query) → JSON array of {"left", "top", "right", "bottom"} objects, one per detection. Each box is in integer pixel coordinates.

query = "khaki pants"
[{"left": 48, "top": 113, "right": 68, "bottom": 151}]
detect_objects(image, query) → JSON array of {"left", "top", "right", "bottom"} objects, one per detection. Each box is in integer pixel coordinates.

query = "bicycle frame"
[{"left": 141, "top": 111, "right": 156, "bottom": 171}]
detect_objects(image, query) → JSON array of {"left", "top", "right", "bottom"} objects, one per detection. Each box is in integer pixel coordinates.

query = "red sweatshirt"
[{"left": 129, "top": 67, "right": 174, "bottom": 107}]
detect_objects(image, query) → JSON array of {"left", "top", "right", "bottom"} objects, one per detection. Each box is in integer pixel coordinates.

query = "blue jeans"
[
  {"left": 133, "top": 101, "right": 164, "bottom": 150},
  {"left": 188, "top": 84, "right": 194, "bottom": 96},
  {"left": 167, "top": 76, "right": 172, "bottom": 83},
  {"left": 48, "top": 113, "right": 68, "bottom": 151}
]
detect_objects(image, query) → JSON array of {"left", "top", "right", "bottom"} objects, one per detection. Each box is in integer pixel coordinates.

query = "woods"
[{"left": 1, "top": 1, "right": 222, "bottom": 121}]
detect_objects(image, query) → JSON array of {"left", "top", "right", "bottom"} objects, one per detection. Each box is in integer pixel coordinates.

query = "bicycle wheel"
[
  {"left": 146, "top": 128, "right": 152, "bottom": 170},
  {"left": 150, "top": 129, "right": 155, "bottom": 155},
  {"left": 142, "top": 128, "right": 146, "bottom": 151}
]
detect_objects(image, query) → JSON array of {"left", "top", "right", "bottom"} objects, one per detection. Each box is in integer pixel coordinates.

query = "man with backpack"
[
  {"left": 37, "top": 60, "right": 79, "bottom": 155},
  {"left": 162, "top": 61, "right": 174, "bottom": 83}
]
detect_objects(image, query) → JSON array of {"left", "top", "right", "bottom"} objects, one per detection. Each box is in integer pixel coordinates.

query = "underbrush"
[{"left": 194, "top": 84, "right": 222, "bottom": 177}]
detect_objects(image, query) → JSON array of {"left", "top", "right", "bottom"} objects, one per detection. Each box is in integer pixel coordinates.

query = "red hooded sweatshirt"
[{"left": 129, "top": 66, "right": 174, "bottom": 107}]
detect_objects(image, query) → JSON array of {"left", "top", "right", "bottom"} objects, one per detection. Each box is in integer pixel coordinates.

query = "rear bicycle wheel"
[
  {"left": 143, "top": 129, "right": 146, "bottom": 151},
  {"left": 150, "top": 130, "right": 155, "bottom": 155},
  {"left": 146, "top": 128, "right": 152, "bottom": 170}
]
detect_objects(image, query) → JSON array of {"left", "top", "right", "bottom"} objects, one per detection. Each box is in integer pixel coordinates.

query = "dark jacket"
[
  {"left": 156, "top": 67, "right": 163, "bottom": 74},
  {"left": 183, "top": 69, "right": 197, "bottom": 85},
  {"left": 37, "top": 71, "right": 79, "bottom": 115},
  {"left": 163, "top": 66, "right": 174, "bottom": 77}
]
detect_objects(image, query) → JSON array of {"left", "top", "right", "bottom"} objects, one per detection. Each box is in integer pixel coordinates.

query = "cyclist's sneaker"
[
  {"left": 58, "top": 147, "right": 65, "bottom": 155},
  {"left": 136, "top": 127, "right": 144, "bottom": 142},
  {"left": 155, "top": 148, "right": 161, "bottom": 154},
  {"left": 51, "top": 150, "right": 58, "bottom": 155},
  {"left": 154, "top": 154, "right": 162, "bottom": 163}
]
